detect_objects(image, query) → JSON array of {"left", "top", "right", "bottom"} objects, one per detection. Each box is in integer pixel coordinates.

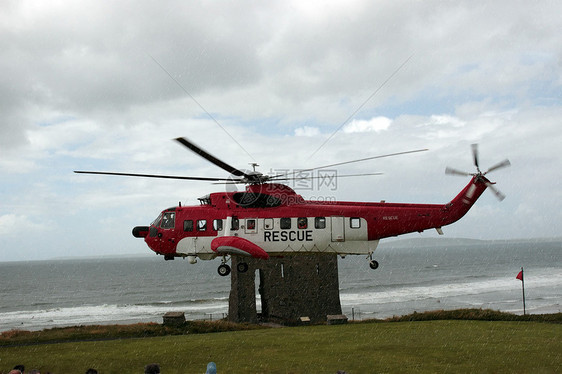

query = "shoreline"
[
  {"left": 3, "top": 307, "right": 559, "bottom": 334},
  {"left": 3, "top": 300, "right": 561, "bottom": 334},
  {"left": 2, "top": 308, "right": 561, "bottom": 341}
]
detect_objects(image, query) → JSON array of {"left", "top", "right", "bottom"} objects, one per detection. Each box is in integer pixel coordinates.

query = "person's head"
[
  {"left": 85, "top": 369, "right": 98, "bottom": 374},
  {"left": 13, "top": 365, "right": 25, "bottom": 374},
  {"left": 206, "top": 362, "right": 217, "bottom": 374},
  {"left": 144, "top": 363, "right": 160, "bottom": 374}
]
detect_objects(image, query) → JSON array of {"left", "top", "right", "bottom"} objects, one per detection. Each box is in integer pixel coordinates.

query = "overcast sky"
[{"left": 1, "top": 1, "right": 561, "bottom": 262}]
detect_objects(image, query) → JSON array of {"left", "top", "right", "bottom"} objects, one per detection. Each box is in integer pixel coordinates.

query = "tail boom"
[{"left": 367, "top": 176, "right": 488, "bottom": 239}]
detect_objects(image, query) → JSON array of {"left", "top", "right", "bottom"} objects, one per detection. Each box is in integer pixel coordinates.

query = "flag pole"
[{"left": 520, "top": 267, "right": 526, "bottom": 315}]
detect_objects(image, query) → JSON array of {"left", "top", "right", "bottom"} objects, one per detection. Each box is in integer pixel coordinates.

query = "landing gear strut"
[
  {"left": 237, "top": 262, "right": 249, "bottom": 273},
  {"left": 217, "top": 257, "right": 249, "bottom": 276},
  {"left": 217, "top": 256, "right": 231, "bottom": 276},
  {"left": 218, "top": 264, "right": 231, "bottom": 276},
  {"left": 368, "top": 253, "right": 379, "bottom": 270}
]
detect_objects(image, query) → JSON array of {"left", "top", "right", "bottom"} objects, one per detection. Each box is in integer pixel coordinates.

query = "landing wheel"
[
  {"left": 369, "top": 260, "right": 379, "bottom": 270},
  {"left": 237, "top": 262, "right": 249, "bottom": 273},
  {"left": 217, "top": 264, "right": 231, "bottom": 276}
]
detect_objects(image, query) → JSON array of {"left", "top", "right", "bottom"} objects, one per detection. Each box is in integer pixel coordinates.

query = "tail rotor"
[{"left": 445, "top": 144, "right": 510, "bottom": 201}]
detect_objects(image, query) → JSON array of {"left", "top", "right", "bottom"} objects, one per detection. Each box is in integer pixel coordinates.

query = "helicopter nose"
[{"left": 132, "top": 226, "right": 149, "bottom": 238}]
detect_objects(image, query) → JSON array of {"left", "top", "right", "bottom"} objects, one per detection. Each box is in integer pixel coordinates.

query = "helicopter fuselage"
[
  {"left": 77, "top": 138, "right": 508, "bottom": 276},
  {"left": 134, "top": 176, "right": 489, "bottom": 266}
]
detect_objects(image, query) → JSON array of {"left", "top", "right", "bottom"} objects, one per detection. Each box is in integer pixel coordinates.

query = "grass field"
[{"left": 1, "top": 311, "right": 560, "bottom": 373}]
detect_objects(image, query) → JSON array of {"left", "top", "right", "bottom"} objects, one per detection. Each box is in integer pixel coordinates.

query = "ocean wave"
[
  {"left": 140, "top": 297, "right": 229, "bottom": 307},
  {"left": 340, "top": 270, "right": 562, "bottom": 306},
  {"left": 0, "top": 301, "right": 229, "bottom": 332}
]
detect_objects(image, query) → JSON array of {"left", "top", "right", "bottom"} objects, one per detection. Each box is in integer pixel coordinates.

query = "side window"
[
  {"left": 197, "top": 219, "right": 207, "bottom": 231},
  {"left": 264, "top": 218, "right": 274, "bottom": 230},
  {"left": 160, "top": 212, "right": 175, "bottom": 229},
  {"left": 231, "top": 216, "right": 239, "bottom": 230},
  {"left": 280, "top": 217, "right": 291, "bottom": 229},
  {"left": 297, "top": 217, "right": 308, "bottom": 229},
  {"left": 350, "top": 217, "right": 361, "bottom": 229},
  {"left": 184, "top": 220, "right": 193, "bottom": 232},
  {"left": 315, "top": 217, "right": 326, "bottom": 229},
  {"left": 213, "top": 219, "right": 223, "bottom": 231},
  {"left": 246, "top": 219, "right": 256, "bottom": 230}
]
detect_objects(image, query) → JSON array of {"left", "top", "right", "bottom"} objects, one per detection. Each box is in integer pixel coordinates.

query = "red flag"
[{"left": 516, "top": 270, "right": 523, "bottom": 281}]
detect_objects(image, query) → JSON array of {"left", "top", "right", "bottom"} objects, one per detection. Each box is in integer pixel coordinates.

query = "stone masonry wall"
[{"left": 229, "top": 254, "right": 342, "bottom": 324}]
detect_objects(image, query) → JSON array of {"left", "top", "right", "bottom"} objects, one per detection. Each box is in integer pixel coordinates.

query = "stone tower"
[{"left": 228, "top": 254, "right": 342, "bottom": 324}]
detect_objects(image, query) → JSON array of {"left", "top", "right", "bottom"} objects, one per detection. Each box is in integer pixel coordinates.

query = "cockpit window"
[
  {"left": 160, "top": 212, "right": 175, "bottom": 229},
  {"left": 151, "top": 213, "right": 163, "bottom": 227}
]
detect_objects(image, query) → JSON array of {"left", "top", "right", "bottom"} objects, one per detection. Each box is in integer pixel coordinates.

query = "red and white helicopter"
[{"left": 76, "top": 139, "right": 509, "bottom": 276}]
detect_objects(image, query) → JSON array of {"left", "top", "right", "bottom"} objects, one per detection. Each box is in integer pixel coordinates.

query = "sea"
[{"left": 0, "top": 238, "right": 560, "bottom": 332}]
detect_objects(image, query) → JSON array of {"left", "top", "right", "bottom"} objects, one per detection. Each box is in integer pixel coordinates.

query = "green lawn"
[{"left": 1, "top": 320, "right": 560, "bottom": 373}]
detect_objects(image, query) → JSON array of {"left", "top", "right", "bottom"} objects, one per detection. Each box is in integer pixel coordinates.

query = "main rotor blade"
[
  {"left": 174, "top": 137, "right": 249, "bottom": 178},
  {"left": 445, "top": 167, "right": 472, "bottom": 176},
  {"left": 273, "top": 172, "right": 384, "bottom": 181},
  {"left": 74, "top": 170, "right": 241, "bottom": 182},
  {"left": 485, "top": 159, "right": 511, "bottom": 174},
  {"left": 471, "top": 143, "right": 479, "bottom": 169},
  {"left": 306, "top": 149, "right": 428, "bottom": 171},
  {"left": 270, "top": 148, "right": 428, "bottom": 180}
]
